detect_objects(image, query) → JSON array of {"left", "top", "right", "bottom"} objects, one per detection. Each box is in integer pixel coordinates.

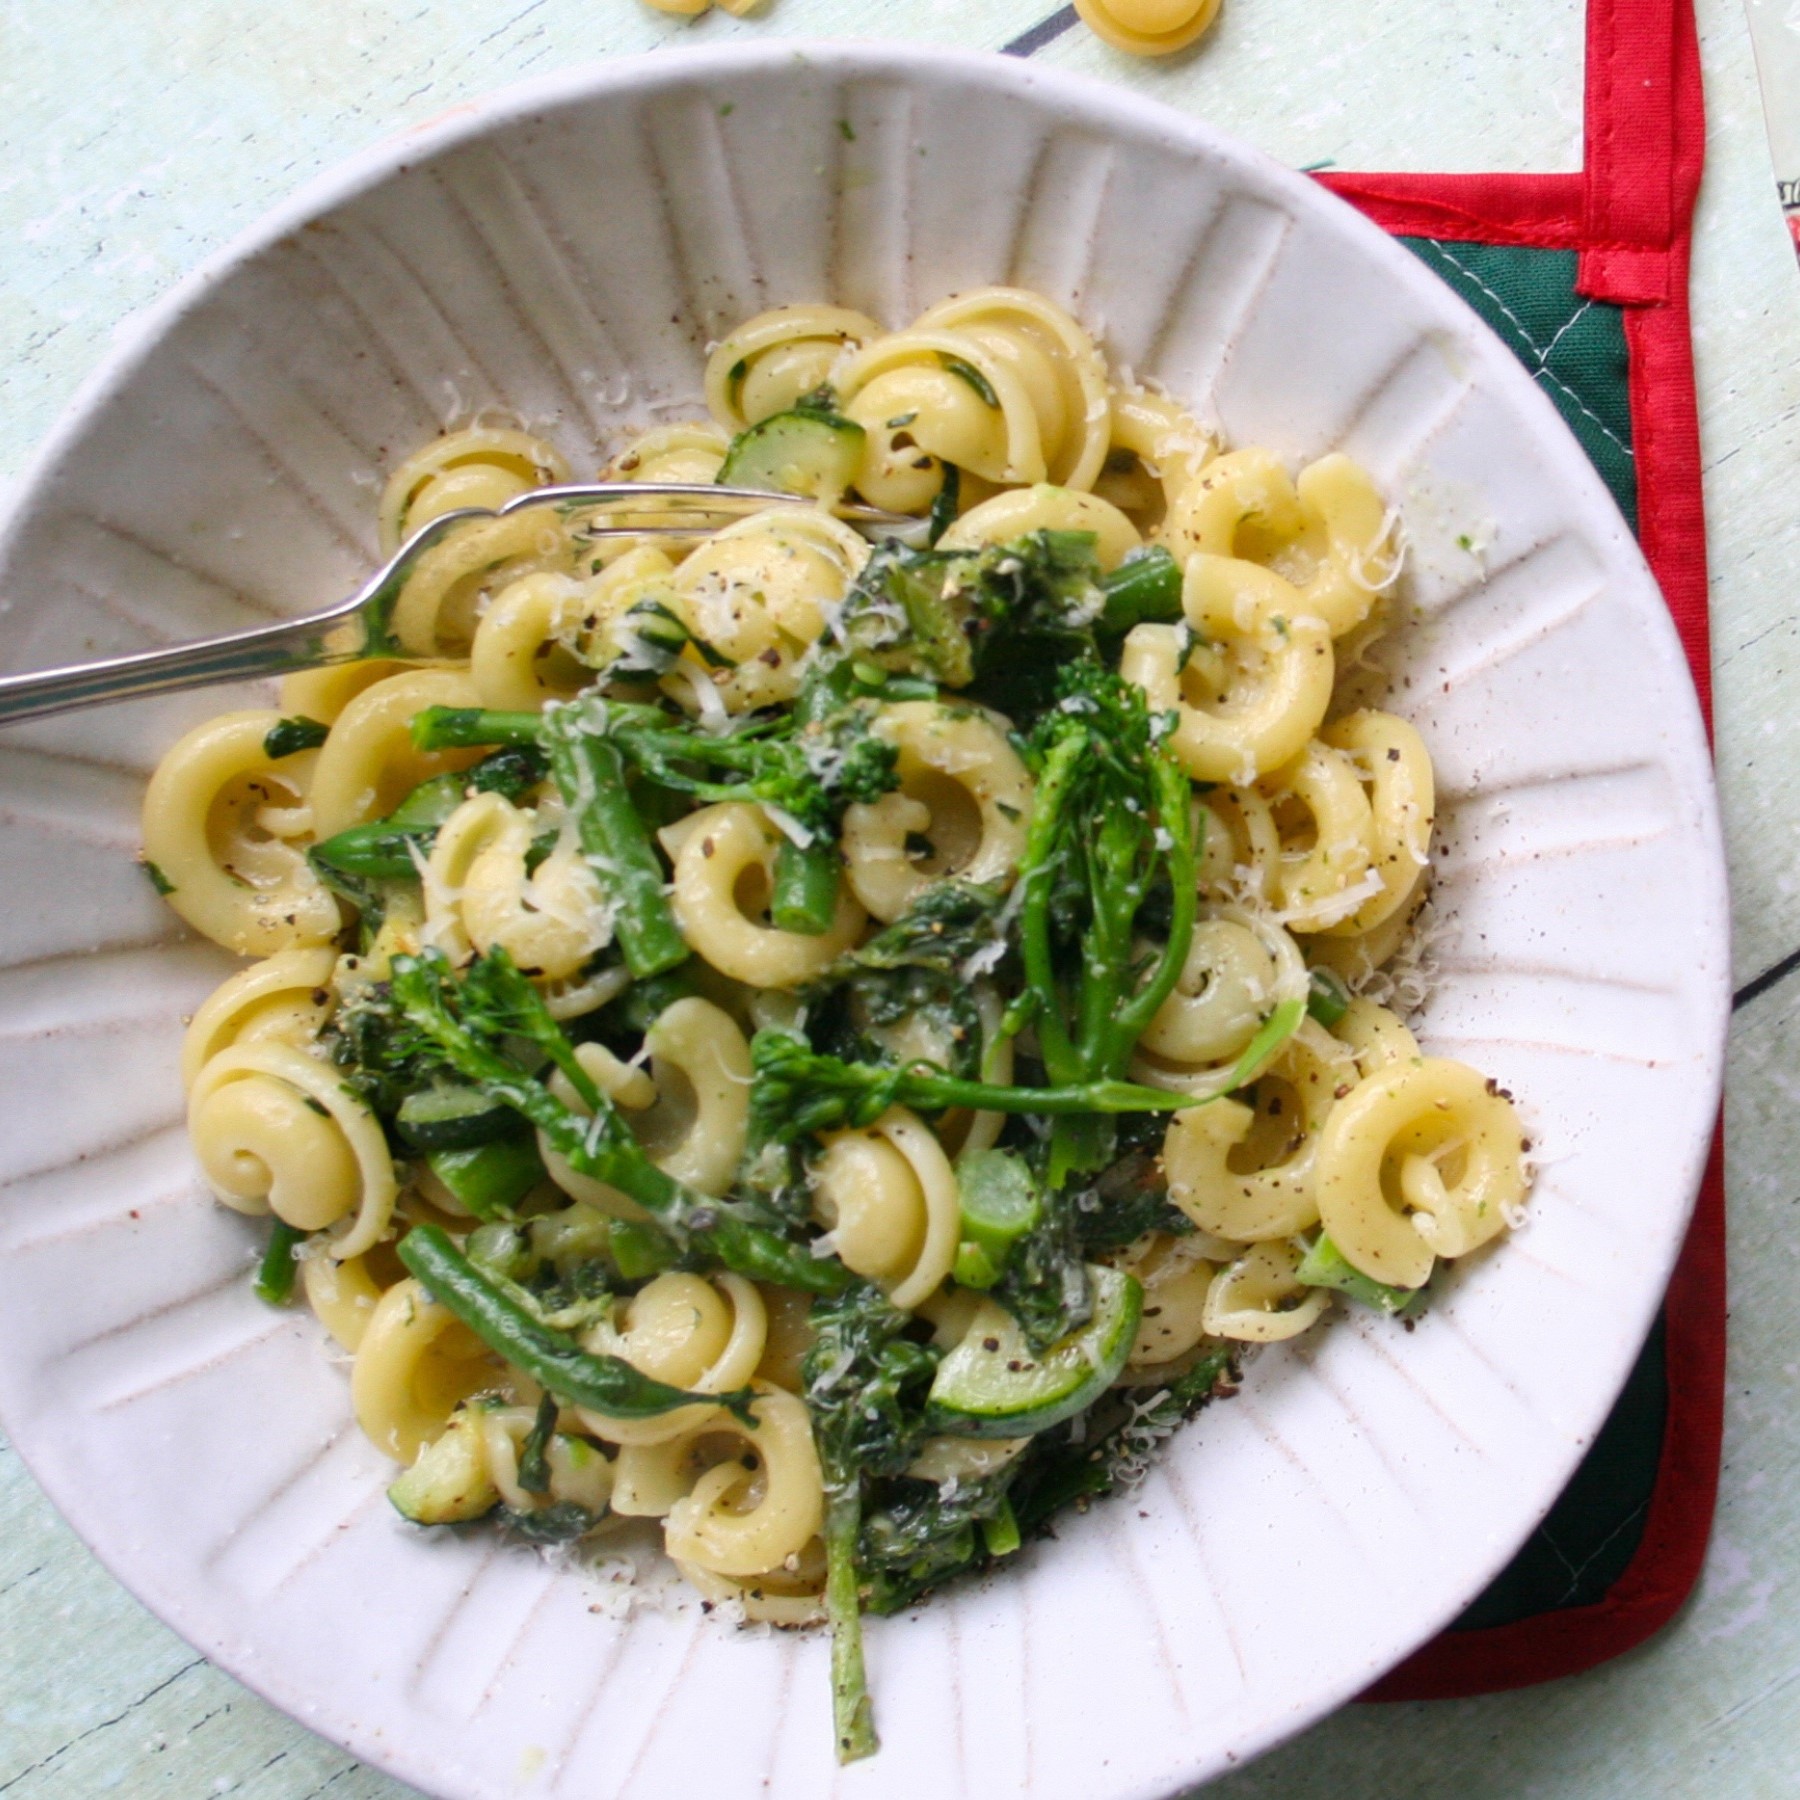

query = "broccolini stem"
[
  {"left": 398, "top": 1224, "right": 755, "bottom": 1422},
  {"left": 771, "top": 837, "right": 843, "bottom": 935},
  {"left": 410, "top": 707, "right": 543, "bottom": 750},
  {"left": 410, "top": 708, "right": 688, "bottom": 979},
  {"left": 824, "top": 1485, "right": 879, "bottom": 1764},
  {"left": 1011, "top": 733, "right": 1085, "bottom": 1084},
  {"left": 749, "top": 1032, "right": 1193, "bottom": 1141},
  {"left": 1106, "top": 748, "right": 1200, "bottom": 1058},
  {"left": 390, "top": 954, "right": 853, "bottom": 1295},
  {"left": 1095, "top": 546, "right": 1182, "bottom": 637},
  {"left": 253, "top": 1219, "right": 305, "bottom": 1306},
  {"left": 541, "top": 716, "right": 690, "bottom": 979}
]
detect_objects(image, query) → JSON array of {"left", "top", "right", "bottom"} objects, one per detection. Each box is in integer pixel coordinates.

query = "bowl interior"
[{"left": 0, "top": 41, "right": 1728, "bottom": 1800}]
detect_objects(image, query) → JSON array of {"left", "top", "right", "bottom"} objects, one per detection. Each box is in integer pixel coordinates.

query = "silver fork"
[{"left": 0, "top": 483, "right": 919, "bottom": 728}]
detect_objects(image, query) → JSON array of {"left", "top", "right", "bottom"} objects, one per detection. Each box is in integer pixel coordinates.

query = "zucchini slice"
[
  {"left": 717, "top": 408, "right": 866, "bottom": 499},
  {"left": 396, "top": 1081, "right": 520, "bottom": 1150},
  {"left": 923, "top": 1265, "right": 1143, "bottom": 1439},
  {"left": 388, "top": 1409, "right": 498, "bottom": 1524}
]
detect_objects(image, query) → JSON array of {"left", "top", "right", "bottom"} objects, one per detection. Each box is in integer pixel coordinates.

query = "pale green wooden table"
[{"left": 3, "top": 2, "right": 1798, "bottom": 1794}]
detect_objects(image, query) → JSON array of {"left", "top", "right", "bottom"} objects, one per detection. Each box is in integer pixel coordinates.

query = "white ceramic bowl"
[{"left": 0, "top": 41, "right": 1728, "bottom": 1800}]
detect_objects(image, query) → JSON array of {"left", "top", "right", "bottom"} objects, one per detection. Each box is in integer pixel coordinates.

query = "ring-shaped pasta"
[
  {"left": 188, "top": 1040, "right": 398, "bottom": 1255},
  {"left": 1113, "top": 1233, "right": 1217, "bottom": 1370},
  {"left": 1130, "top": 902, "right": 1309, "bottom": 1098},
  {"left": 1315, "top": 1056, "right": 1528, "bottom": 1286},
  {"left": 1259, "top": 738, "right": 1378, "bottom": 931},
  {"left": 841, "top": 703, "right": 1033, "bottom": 922},
  {"left": 1163, "top": 446, "right": 1304, "bottom": 567},
  {"left": 377, "top": 426, "right": 569, "bottom": 555},
  {"left": 308, "top": 669, "right": 481, "bottom": 839},
  {"left": 477, "top": 1405, "right": 615, "bottom": 1517},
  {"left": 665, "top": 803, "right": 865, "bottom": 987},
  {"left": 838, "top": 329, "right": 1047, "bottom": 486},
  {"left": 1106, "top": 389, "right": 1216, "bottom": 515},
  {"left": 843, "top": 365, "right": 995, "bottom": 513},
  {"left": 628, "top": 996, "right": 755, "bottom": 1194},
  {"left": 538, "top": 1039, "right": 658, "bottom": 1221},
  {"left": 1329, "top": 996, "right": 1422, "bottom": 1078},
  {"left": 578, "top": 1271, "right": 768, "bottom": 1446},
  {"left": 676, "top": 1551, "right": 829, "bottom": 1627},
  {"left": 606, "top": 421, "right": 731, "bottom": 486},
  {"left": 915, "top": 287, "right": 1113, "bottom": 490},
  {"left": 422, "top": 791, "right": 612, "bottom": 982},
  {"left": 141, "top": 711, "right": 340, "bottom": 956},
  {"left": 609, "top": 1411, "right": 725, "bottom": 1516},
  {"left": 180, "top": 946, "right": 337, "bottom": 1088},
  {"left": 301, "top": 1247, "right": 388, "bottom": 1352},
  {"left": 1194, "top": 785, "right": 1281, "bottom": 903},
  {"left": 1317, "top": 710, "right": 1435, "bottom": 936},
  {"left": 1201, "top": 1239, "right": 1332, "bottom": 1342},
  {"left": 1164, "top": 449, "right": 1393, "bottom": 638},
  {"left": 1159, "top": 1017, "right": 1354, "bottom": 1239},
  {"left": 930, "top": 982, "right": 1014, "bottom": 1160},
  {"left": 469, "top": 571, "right": 599, "bottom": 711},
  {"left": 350, "top": 1278, "right": 496, "bottom": 1461},
  {"left": 540, "top": 961, "right": 633, "bottom": 1023},
  {"left": 388, "top": 507, "right": 583, "bottom": 657},
  {"left": 1076, "top": 0, "right": 1222, "bottom": 56},
  {"left": 704, "top": 304, "right": 883, "bottom": 430},
  {"left": 1121, "top": 562, "right": 1334, "bottom": 784},
  {"left": 1292, "top": 453, "right": 1402, "bottom": 630},
  {"left": 938, "top": 483, "right": 1142, "bottom": 570},
  {"left": 665, "top": 509, "right": 869, "bottom": 712},
  {"left": 573, "top": 545, "right": 684, "bottom": 672},
  {"left": 592, "top": 421, "right": 736, "bottom": 566},
  {"left": 663, "top": 1382, "right": 825, "bottom": 1580},
  {"left": 278, "top": 658, "right": 417, "bottom": 726},
  {"left": 811, "top": 1105, "right": 960, "bottom": 1310},
  {"left": 1306, "top": 871, "right": 1431, "bottom": 995},
  {"left": 1134, "top": 908, "right": 1289, "bottom": 1067}
]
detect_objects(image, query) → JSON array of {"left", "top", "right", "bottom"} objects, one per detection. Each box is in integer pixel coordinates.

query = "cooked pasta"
[
  {"left": 1075, "top": 0, "right": 1224, "bottom": 58},
  {"left": 144, "top": 286, "right": 1528, "bottom": 1765}
]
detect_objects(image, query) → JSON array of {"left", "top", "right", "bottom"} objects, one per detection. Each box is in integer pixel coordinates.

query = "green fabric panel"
[
  {"left": 1456, "top": 1317, "right": 1668, "bottom": 1629},
  {"left": 1400, "top": 238, "right": 1639, "bottom": 532},
  {"left": 1401, "top": 237, "right": 1659, "bottom": 1630}
]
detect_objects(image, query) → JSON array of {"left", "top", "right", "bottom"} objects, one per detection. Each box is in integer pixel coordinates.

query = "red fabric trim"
[
  {"left": 1322, "top": 0, "right": 1725, "bottom": 1704},
  {"left": 1581, "top": 0, "right": 1678, "bottom": 298},
  {"left": 1315, "top": 171, "right": 1587, "bottom": 248},
  {"left": 1625, "top": 235, "right": 1712, "bottom": 728}
]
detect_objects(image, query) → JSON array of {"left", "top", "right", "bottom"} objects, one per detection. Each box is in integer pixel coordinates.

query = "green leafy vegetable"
[
  {"left": 859, "top": 1468, "right": 1019, "bottom": 1615},
  {"left": 262, "top": 715, "right": 331, "bottom": 759},
  {"left": 516, "top": 1390, "right": 559, "bottom": 1495}
]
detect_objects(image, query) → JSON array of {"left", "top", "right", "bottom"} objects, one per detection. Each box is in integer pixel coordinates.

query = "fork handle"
[{"left": 0, "top": 611, "right": 363, "bottom": 727}]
